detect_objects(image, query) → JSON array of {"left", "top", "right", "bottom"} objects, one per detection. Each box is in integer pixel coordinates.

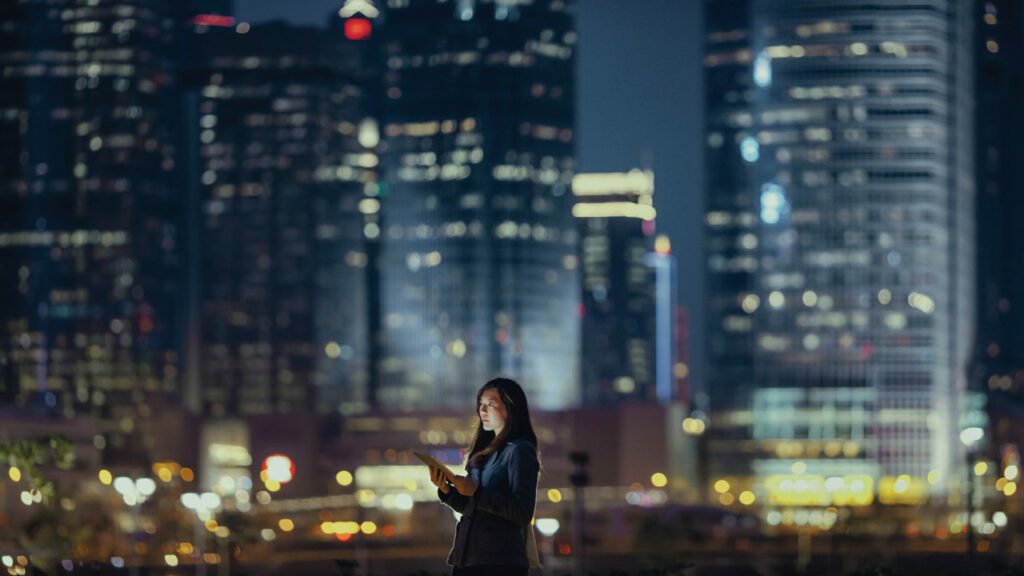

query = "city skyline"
[{"left": 2, "top": 1, "right": 1024, "bottom": 574}]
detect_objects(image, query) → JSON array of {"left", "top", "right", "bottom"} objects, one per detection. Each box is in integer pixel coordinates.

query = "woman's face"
[{"left": 478, "top": 388, "right": 508, "bottom": 434}]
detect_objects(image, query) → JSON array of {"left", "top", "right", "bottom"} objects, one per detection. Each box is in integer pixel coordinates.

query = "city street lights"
[
  {"left": 960, "top": 426, "right": 985, "bottom": 569},
  {"left": 181, "top": 491, "right": 223, "bottom": 576},
  {"left": 113, "top": 476, "right": 156, "bottom": 576}
]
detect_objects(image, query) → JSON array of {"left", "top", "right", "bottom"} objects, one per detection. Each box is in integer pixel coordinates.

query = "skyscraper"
[
  {"left": 704, "top": 0, "right": 975, "bottom": 508},
  {"left": 0, "top": 0, "right": 182, "bottom": 457},
  {"left": 376, "top": 0, "right": 579, "bottom": 410},
  {"left": 184, "top": 21, "right": 375, "bottom": 416},
  {"left": 573, "top": 170, "right": 656, "bottom": 405}
]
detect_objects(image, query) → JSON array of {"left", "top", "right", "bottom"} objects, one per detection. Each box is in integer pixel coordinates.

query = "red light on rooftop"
[
  {"left": 344, "top": 18, "right": 372, "bottom": 41},
  {"left": 193, "top": 14, "right": 235, "bottom": 27}
]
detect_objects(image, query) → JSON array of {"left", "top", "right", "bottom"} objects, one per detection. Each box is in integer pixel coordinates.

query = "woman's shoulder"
[{"left": 505, "top": 439, "right": 538, "bottom": 458}]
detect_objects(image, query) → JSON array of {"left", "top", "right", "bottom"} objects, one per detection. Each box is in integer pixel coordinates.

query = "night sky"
[{"left": 236, "top": 0, "right": 706, "bottom": 387}]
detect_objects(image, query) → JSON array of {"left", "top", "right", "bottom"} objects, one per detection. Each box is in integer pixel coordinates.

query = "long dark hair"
[{"left": 464, "top": 377, "right": 541, "bottom": 471}]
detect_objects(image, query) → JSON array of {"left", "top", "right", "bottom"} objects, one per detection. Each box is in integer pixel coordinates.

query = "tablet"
[{"left": 413, "top": 451, "right": 456, "bottom": 481}]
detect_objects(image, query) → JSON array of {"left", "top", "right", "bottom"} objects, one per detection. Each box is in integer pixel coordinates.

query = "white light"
[
  {"left": 535, "top": 518, "right": 560, "bottom": 536},
  {"left": 113, "top": 477, "right": 134, "bottom": 495},
  {"left": 338, "top": 0, "right": 380, "bottom": 18},
  {"left": 111, "top": 557, "right": 125, "bottom": 568},
  {"left": 358, "top": 118, "right": 379, "bottom": 148},
  {"left": 136, "top": 478, "right": 156, "bottom": 496},
  {"left": 994, "top": 511, "right": 1008, "bottom": 527},
  {"left": 1005, "top": 465, "right": 1019, "bottom": 480},
  {"left": 181, "top": 492, "right": 200, "bottom": 510},
  {"left": 960, "top": 427, "right": 984, "bottom": 447},
  {"left": 394, "top": 493, "right": 414, "bottom": 511},
  {"left": 754, "top": 52, "right": 772, "bottom": 87},
  {"left": 201, "top": 492, "right": 222, "bottom": 510},
  {"left": 760, "top": 183, "right": 787, "bottom": 224},
  {"left": 740, "top": 137, "right": 760, "bottom": 163}
]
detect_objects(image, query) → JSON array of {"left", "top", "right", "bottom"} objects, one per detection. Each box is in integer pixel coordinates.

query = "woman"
[{"left": 429, "top": 377, "right": 542, "bottom": 576}]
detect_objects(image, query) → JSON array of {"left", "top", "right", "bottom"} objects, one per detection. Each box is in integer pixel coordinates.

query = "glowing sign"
[
  {"left": 262, "top": 454, "right": 295, "bottom": 484},
  {"left": 344, "top": 18, "right": 372, "bottom": 41},
  {"left": 193, "top": 14, "right": 234, "bottom": 27},
  {"left": 339, "top": 0, "right": 380, "bottom": 18}
]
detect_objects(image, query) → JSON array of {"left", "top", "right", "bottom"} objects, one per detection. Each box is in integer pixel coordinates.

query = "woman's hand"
[
  {"left": 450, "top": 474, "right": 478, "bottom": 497},
  {"left": 429, "top": 466, "right": 450, "bottom": 494}
]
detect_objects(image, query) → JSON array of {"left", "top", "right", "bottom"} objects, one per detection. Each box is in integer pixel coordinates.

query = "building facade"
[
  {"left": 573, "top": 170, "right": 657, "bottom": 405},
  {"left": 376, "top": 0, "right": 579, "bottom": 410},
  {"left": 184, "top": 21, "right": 374, "bottom": 416},
  {"left": 0, "top": 0, "right": 183, "bottom": 458},
  {"left": 704, "top": 0, "right": 975, "bottom": 510}
]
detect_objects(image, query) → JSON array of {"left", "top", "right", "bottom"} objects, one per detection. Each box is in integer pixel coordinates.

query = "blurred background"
[{"left": 0, "top": 0, "right": 1021, "bottom": 574}]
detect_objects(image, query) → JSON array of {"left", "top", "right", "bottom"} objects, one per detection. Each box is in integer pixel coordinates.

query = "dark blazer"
[{"left": 437, "top": 439, "right": 539, "bottom": 568}]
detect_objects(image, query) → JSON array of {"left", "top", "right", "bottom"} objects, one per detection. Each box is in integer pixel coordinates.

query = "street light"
[
  {"left": 181, "top": 491, "right": 225, "bottom": 576},
  {"left": 960, "top": 426, "right": 985, "bottom": 569}
]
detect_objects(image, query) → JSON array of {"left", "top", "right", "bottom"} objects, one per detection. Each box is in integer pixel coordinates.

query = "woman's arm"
[
  {"left": 470, "top": 442, "right": 538, "bottom": 525},
  {"left": 438, "top": 484, "right": 471, "bottom": 513}
]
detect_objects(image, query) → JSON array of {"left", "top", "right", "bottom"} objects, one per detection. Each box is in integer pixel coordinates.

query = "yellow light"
[
  {"left": 996, "top": 478, "right": 1008, "bottom": 491},
  {"left": 158, "top": 467, "right": 173, "bottom": 483},
  {"left": 215, "top": 527, "right": 230, "bottom": 539},
  {"left": 9, "top": 467, "right": 21, "bottom": 482},
  {"left": 927, "top": 470, "right": 941, "bottom": 485},
  {"left": 739, "top": 491, "right": 756, "bottom": 505},
  {"left": 336, "top": 470, "right": 354, "bottom": 486},
  {"left": 547, "top": 488, "right": 562, "bottom": 503},
  {"left": 1005, "top": 482, "right": 1017, "bottom": 497},
  {"left": 985, "top": 13, "right": 997, "bottom": 25},
  {"left": 791, "top": 462, "right": 806, "bottom": 475},
  {"left": 879, "top": 475, "right": 928, "bottom": 505},
  {"left": 987, "top": 40, "right": 999, "bottom": 53},
  {"left": 99, "top": 469, "right": 112, "bottom": 485},
  {"left": 975, "top": 462, "right": 988, "bottom": 476},
  {"left": 573, "top": 202, "right": 657, "bottom": 221},
  {"left": 360, "top": 521, "right": 377, "bottom": 535},
  {"left": 572, "top": 170, "right": 654, "bottom": 196},
  {"left": 164, "top": 555, "right": 179, "bottom": 567},
  {"left": 682, "top": 418, "right": 706, "bottom": 435},
  {"left": 278, "top": 518, "right": 294, "bottom": 532},
  {"left": 325, "top": 342, "right": 342, "bottom": 359},
  {"left": 321, "top": 521, "right": 335, "bottom": 534},
  {"left": 266, "top": 480, "right": 281, "bottom": 492},
  {"left": 334, "top": 521, "right": 360, "bottom": 535},
  {"left": 719, "top": 493, "right": 735, "bottom": 505},
  {"left": 650, "top": 473, "right": 668, "bottom": 488},
  {"left": 673, "top": 362, "right": 689, "bottom": 379},
  {"left": 177, "top": 542, "right": 193, "bottom": 554},
  {"left": 714, "top": 480, "right": 731, "bottom": 494},
  {"left": 654, "top": 235, "right": 671, "bottom": 254}
]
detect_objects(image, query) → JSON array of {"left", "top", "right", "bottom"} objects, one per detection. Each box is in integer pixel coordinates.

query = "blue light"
[
  {"left": 760, "top": 183, "right": 787, "bottom": 224},
  {"left": 740, "top": 137, "right": 760, "bottom": 163},
  {"left": 754, "top": 52, "right": 772, "bottom": 87}
]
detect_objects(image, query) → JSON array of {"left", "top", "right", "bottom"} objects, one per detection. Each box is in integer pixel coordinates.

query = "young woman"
[{"left": 429, "top": 377, "right": 542, "bottom": 576}]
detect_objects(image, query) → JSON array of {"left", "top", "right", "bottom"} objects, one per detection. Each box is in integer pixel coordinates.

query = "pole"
[
  {"left": 966, "top": 448, "right": 975, "bottom": 569},
  {"left": 130, "top": 503, "right": 140, "bottom": 576}
]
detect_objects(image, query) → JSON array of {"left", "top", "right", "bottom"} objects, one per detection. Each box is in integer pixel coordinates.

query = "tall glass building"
[
  {"left": 573, "top": 170, "right": 657, "bottom": 405},
  {"left": 376, "top": 0, "right": 579, "bottom": 410},
  {"left": 0, "top": 0, "right": 182, "bottom": 458},
  {"left": 184, "top": 21, "right": 374, "bottom": 416},
  {"left": 704, "top": 0, "right": 975, "bottom": 510}
]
